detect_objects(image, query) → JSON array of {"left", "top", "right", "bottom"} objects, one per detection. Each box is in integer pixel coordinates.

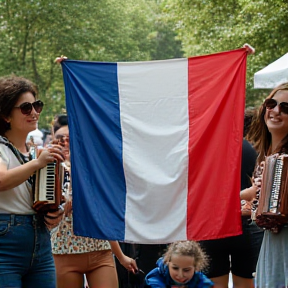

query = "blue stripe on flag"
[{"left": 62, "top": 60, "right": 126, "bottom": 240}]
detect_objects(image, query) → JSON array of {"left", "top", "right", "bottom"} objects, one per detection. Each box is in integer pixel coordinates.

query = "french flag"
[{"left": 61, "top": 48, "right": 247, "bottom": 244}]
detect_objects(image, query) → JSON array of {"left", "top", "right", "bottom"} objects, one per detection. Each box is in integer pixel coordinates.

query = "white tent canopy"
[{"left": 254, "top": 53, "right": 288, "bottom": 89}]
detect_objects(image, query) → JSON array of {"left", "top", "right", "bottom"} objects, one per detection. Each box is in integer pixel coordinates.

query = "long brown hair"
[{"left": 246, "top": 82, "right": 288, "bottom": 163}]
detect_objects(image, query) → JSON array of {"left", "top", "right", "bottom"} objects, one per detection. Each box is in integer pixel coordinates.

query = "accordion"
[
  {"left": 30, "top": 147, "right": 68, "bottom": 213},
  {"left": 256, "top": 154, "right": 288, "bottom": 232}
]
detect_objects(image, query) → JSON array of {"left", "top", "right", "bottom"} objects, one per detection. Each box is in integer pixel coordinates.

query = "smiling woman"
[
  {"left": 0, "top": 76, "right": 65, "bottom": 288},
  {"left": 244, "top": 82, "right": 288, "bottom": 287}
]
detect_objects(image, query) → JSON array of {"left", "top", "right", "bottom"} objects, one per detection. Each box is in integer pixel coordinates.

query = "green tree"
[
  {"left": 164, "top": 0, "right": 288, "bottom": 106},
  {"left": 1, "top": 0, "right": 182, "bottom": 128}
]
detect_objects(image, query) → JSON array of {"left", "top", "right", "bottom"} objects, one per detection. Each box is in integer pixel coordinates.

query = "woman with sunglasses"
[
  {"left": 241, "top": 82, "right": 288, "bottom": 287},
  {"left": 0, "top": 76, "right": 65, "bottom": 288}
]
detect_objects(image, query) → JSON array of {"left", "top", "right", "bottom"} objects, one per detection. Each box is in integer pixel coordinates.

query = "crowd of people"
[{"left": 1, "top": 49, "right": 288, "bottom": 288}]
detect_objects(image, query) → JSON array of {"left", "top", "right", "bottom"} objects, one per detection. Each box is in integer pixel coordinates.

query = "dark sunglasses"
[
  {"left": 14, "top": 100, "right": 44, "bottom": 115},
  {"left": 55, "top": 134, "right": 69, "bottom": 144},
  {"left": 264, "top": 98, "right": 288, "bottom": 115}
]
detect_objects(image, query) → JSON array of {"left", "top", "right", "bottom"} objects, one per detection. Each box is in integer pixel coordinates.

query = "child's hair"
[{"left": 163, "top": 241, "right": 208, "bottom": 271}]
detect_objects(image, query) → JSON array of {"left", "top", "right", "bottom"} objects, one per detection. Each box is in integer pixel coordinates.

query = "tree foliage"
[
  {"left": 1, "top": 0, "right": 286, "bottom": 129},
  {"left": 0, "top": 0, "right": 183, "bottom": 128},
  {"left": 164, "top": 0, "right": 288, "bottom": 106}
]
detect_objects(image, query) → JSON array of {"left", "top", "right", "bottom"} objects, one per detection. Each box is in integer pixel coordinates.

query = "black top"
[{"left": 241, "top": 139, "right": 257, "bottom": 190}]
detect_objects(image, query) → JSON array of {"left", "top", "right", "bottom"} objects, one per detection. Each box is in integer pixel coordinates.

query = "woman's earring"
[{"left": 4, "top": 117, "right": 11, "bottom": 123}]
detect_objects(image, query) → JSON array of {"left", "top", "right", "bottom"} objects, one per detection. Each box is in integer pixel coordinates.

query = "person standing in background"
[
  {"left": 50, "top": 114, "right": 138, "bottom": 288},
  {"left": 241, "top": 83, "right": 288, "bottom": 287}
]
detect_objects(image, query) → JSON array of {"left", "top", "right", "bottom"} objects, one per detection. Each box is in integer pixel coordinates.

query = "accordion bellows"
[{"left": 256, "top": 154, "right": 288, "bottom": 232}]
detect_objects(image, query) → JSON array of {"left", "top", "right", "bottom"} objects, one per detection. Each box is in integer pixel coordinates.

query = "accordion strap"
[
  {"left": 0, "top": 136, "right": 33, "bottom": 187},
  {"left": 0, "top": 136, "right": 29, "bottom": 164}
]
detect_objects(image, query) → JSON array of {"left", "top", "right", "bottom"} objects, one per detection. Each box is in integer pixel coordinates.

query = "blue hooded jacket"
[{"left": 145, "top": 257, "right": 214, "bottom": 288}]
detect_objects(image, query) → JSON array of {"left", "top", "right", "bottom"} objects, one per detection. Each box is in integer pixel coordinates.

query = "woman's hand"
[
  {"left": 243, "top": 43, "right": 255, "bottom": 55},
  {"left": 36, "top": 145, "right": 65, "bottom": 169},
  {"left": 109, "top": 241, "right": 138, "bottom": 273},
  {"left": 119, "top": 255, "right": 138, "bottom": 273},
  {"left": 55, "top": 55, "right": 68, "bottom": 64}
]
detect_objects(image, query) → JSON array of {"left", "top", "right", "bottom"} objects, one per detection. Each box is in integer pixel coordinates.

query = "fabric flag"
[{"left": 61, "top": 48, "right": 247, "bottom": 244}]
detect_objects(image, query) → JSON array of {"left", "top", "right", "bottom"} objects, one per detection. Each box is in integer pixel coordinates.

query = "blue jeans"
[{"left": 0, "top": 214, "right": 56, "bottom": 288}]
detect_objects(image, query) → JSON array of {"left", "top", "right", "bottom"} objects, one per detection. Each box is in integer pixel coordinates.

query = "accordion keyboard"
[
  {"left": 270, "top": 158, "right": 283, "bottom": 213},
  {"left": 38, "top": 161, "right": 56, "bottom": 202}
]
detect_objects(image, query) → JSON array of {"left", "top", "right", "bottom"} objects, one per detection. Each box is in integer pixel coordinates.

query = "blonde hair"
[{"left": 163, "top": 241, "right": 208, "bottom": 271}]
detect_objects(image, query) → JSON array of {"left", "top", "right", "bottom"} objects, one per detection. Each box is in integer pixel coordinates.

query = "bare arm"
[
  {"left": 109, "top": 241, "right": 138, "bottom": 273},
  {"left": 240, "top": 185, "right": 257, "bottom": 201},
  {"left": 0, "top": 146, "right": 64, "bottom": 191},
  {"left": 0, "top": 159, "right": 43, "bottom": 191}
]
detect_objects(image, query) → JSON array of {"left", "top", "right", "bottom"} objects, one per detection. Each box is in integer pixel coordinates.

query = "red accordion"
[{"left": 256, "top": 154, "right": 288, "bottom": 232}]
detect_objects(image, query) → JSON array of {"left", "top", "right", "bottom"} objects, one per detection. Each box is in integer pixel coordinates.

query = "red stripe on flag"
[{"left": 187, "top": 49, "right": 247, "bottom": 241}]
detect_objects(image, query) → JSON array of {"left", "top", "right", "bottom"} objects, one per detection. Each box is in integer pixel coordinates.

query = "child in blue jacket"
[{"left": 145, "top": 241, "right": 213, "bottom": 288}]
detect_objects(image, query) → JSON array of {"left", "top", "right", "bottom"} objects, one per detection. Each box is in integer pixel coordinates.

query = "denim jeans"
[{"left": 0, "top": 214, "right": 56, "bottom": 288}]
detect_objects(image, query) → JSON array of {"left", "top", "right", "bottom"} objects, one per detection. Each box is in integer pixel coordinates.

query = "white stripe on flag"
[{"left": 118, "top": 59, "right": 189, "bottom": 242}]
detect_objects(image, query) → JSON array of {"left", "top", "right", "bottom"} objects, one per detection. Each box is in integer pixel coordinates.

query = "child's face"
[{"left": 168, "top": 253, "right": 196, "bottom": 285}]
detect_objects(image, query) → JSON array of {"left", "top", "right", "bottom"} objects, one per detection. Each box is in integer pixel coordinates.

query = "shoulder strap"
[
  {"left": 0, "top": 136, "right": 28, "bottom": 164},
  {"left": 0, "top": 136, "right": 33, "bottom": 188}
]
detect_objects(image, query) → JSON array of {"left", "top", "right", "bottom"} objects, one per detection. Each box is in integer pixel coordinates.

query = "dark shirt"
[{"left": 241, "top": 139, "right": 257, "bottom": 190}]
